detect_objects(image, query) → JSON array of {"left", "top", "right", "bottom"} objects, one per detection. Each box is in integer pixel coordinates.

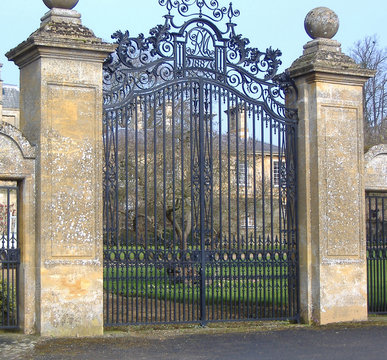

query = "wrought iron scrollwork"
[
  {"left": 159, "top": 0, "right": 240, "bottom": 22},
  {"left": 103, "top": 0, "right": 298, "bottom": 119}
]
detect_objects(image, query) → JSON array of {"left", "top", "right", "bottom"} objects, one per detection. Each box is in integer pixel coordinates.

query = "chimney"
[{"left": 225, "top": 105, "right": 249, "bottom": 139}]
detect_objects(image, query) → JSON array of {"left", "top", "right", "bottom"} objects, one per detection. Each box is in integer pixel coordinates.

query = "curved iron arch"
[
  {"left": 103, "top": 1, "right": 297, "bottom": 121},
  {"left": 177, "top": 17, "right": 225, "bottom": 39}
]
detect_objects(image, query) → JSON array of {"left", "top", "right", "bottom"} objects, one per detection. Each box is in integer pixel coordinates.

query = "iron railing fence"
[
  {"left": 0, "top": 184, "right": 19, "bottom": 329},
  {"left": 366, "top": 193, "right": 387, "bottom": 314}
]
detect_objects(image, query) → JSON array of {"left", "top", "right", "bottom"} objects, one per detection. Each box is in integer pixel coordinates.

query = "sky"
[{"left": 0, "top": 0, "right": 386, "bottom": 86}]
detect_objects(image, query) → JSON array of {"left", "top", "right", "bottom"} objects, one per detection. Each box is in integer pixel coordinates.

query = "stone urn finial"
[
  {"left": 43, "top": 0, "right": 79, "bottom": 9},
  {"left": 304, "top": 7, "right": 339, "bottom": 39}
]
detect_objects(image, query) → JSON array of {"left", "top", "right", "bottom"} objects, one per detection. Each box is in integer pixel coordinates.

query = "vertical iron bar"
[
  {"left": 260, "top": 107, "right": 267, "bottom": 318},
  {"left": 189, "top": 81, "right": 195, "bottom": 322},
  {"left": 6, "top": 188, "right": 11, "bottom": 325},
  {"left": 180, "top": 82, "right": 185, "bottom": 322},
  {"left": 227, "top": 91, "right": 231, "bottom": 252},
  {"left": 218, "top": 86, "right": 224, "bottom": 320},
  {"left": 135, "top": 98, "right": 139, "bottom": 324},
  {"left": 153, "top": 91, "right": 158, "bottom": 323},
  {"left": 162, "top": 88, "right": 167, "bottom": 322},
  {"left": 377, "top": 196, "right": 380, "bottom": 312},
  {"left": 16, "top": 187, "right": 20, "bottom": 327},
  {"left": 144, "top": 94, "right": 149, "bottom": 322},
  {"left": 293, "top": 123, "right": 300, "bottom": 320},
  {"left": 243, "top": 102, "right": 249, "bottom": 319},
  {"left": 383, "top": 197, "right": 386, "bottom": 312},
  {"left": 210, "top": 84, "right": 215, "bottom": 320},
  {"left": 124, "top": 105, "right": 130, "bottom": 324},
  {"left": 367, "top": 195, "right": 371, "bottom": 311},
  {"left": 171, "top": 84, "right": 177, "bottom": 322},
  {"left": 269, "top": 116, "right": 274, "bottom": 319},
  {"left": 114, "top": 109, "right": 121, "bottom": 324},
  {"left": 104, "top": 111, "right": 110, "bottom": 325},
  {"left": 372, "top": 196, "right": 376, "bottom": 312},
  {"left": 278, "top": 123, "right": 283, "bottom": 318},
  {"left": 199, "top": 80, "right": 207, "bottom": 325},
  {"left": 227, "top": 92, "right": 232, "bottom": 320},
  {"left": 252, "top": 106, "right": 258, "bottom": 319}
]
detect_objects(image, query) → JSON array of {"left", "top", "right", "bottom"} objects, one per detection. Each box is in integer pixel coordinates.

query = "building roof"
[{"left": 2, "top": 84, "right": 19, "bottom": 109}]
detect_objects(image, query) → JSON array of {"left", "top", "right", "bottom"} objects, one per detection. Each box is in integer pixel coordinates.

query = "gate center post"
[{"left": 6, "top": 2, "right": 116, "bottom": 336}]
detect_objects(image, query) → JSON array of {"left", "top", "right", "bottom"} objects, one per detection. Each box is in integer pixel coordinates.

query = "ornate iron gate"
[
  {"left": 0, "top": 182, "right": 19, "bottom": 329},
  {"left": 103, "top": 0, "right": 298, "bottom": 326},
  {"left": 366, "top": 193, "right": 387, "bottom": 314}
]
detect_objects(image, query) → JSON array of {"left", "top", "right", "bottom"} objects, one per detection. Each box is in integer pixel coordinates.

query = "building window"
[
  {"left": 0, "top": 183, "right": 18, "bottom": 247},
  {"left": 273, "top": 161, "right": 282, "bottom": 186},
  {"left": 237, "top": 161, "right": 249, "bottom": 187},
  {"left": 241, "top": 214, "right": 255, "bottom": 228}
]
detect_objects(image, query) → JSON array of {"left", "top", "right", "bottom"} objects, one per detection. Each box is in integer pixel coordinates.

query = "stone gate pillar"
[
  {"left": 6, "top": 1, "right": 115, "bottom": 336},
  {"left": 289, "top": 8, "right": 375, "bottom": 324}
]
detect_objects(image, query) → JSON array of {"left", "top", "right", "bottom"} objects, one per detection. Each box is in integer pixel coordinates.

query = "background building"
[{"left": 0, "top": 63, "right": 20, "bottom": 128}]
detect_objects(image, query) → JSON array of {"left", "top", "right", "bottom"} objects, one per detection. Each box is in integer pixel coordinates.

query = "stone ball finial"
[
  {"left": 43, "top": 0, "right": 79, "bottom": 9},
  {"left": 304, "top": 7, "right": 339, "bottom": 39}
]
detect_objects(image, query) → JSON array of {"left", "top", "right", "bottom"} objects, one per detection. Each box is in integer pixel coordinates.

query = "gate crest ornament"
[{"left": 103, "top": 0, "right": 297, "bottom": 119}]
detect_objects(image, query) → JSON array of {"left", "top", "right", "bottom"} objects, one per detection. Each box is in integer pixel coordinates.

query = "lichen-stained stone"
[
  {"left": 0, "top": 122, "right": 36, "bottom": 334},
  {"left": 6, "top": 8, "right": 115, "bottom": 336},
  {"left": 364, "top": 145, "right": 387, "bottom": 191},
  {"left": 304, "top": 7, "right": 339, "bottom": 40},
  {"left": 43, "top": 0, "right": 79, "bottom": 9},
  {"left": 289, "top": 8, "right": 375, "bottom": 325}
]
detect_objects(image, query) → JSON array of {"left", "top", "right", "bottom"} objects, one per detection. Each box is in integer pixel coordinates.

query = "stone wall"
[
  {"left": 0, "top": 121, "right": 36, "bottom": 334},
  {"left": 364, "top": 144, "right": 387, "bottom": 192}
]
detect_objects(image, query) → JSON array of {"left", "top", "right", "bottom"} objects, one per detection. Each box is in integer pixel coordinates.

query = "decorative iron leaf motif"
[
  {"left": 103, "top": 0, "right": 297, "bottom": 121},
  {"left": 158, "top": 0, "right": 238, "bottom": 22}
]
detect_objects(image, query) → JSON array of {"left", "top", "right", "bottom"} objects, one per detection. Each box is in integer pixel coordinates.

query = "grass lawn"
[
  {"left": 103, "top": 244, "right": 296, "bottom": 315},
  {"left": 367, "top": 256, "right": 387, "bottom": 313}
]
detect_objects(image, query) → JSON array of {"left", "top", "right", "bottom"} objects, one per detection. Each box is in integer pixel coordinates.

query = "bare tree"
[
  {"left": 113, "top": 93, "right": 277, "bottom": 251},
  {"left": 350, "top": 35, "right": 387, "bottom": 150}
]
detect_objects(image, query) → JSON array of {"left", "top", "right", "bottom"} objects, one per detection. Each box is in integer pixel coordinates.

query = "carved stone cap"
[
  {"left": 6, "top": 20, "right": 116, "bottom": 69},
  {"left": 7, "top": 0, "right": 117, "bottom": 68},
  {"left": 41, "top": 8, "right": 82, "bottom": 26},
  {"left": 289, "top": 8, "right": 375, "bottom": 82},
  {"left": 288, "top": 46, "right": 375, "bottom": 83}
]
